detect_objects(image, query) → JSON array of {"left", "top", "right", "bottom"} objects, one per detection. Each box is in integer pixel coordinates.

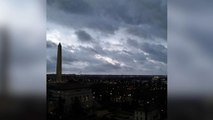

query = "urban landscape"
[
  {"left": 47, "top": 74, "right": 167, "bottom": 120},
  {"left": 47, "top": 1, "right": 167, "bottom": 119},
  {"left": 47, "top": 44, "right": 167, "bottom": 120}
]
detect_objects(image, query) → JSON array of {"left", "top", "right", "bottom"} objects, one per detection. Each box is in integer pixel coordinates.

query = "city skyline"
[{"left": 47, "top": 0, "right": 167, "bottom": 75}]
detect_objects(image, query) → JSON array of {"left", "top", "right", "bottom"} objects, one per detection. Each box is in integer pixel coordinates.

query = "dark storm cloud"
[
  {"left": 47, "top": 0, "right": 167, "bottom": 74},
  {"left": 75, "top": 30, "right": 93, "bottom": 42},
  {"left": 47, "top": 0, "right": 166, "bottom": 38},
  {"left": 141, "top": 43, "right": 167, "bottom": 63},
  {"left": 47, "top": 0, "right": 93, "bottom": 14},
  {"left": 125, "top": 39, "right": 166, "bottom": 64},
  {"left": 62, "top": 48, "right": 79, "bottom": 64},
  {"left": 47, "top": 43, "right": 121, "bottom": 72},
  {"left": 84, "top": 62, "right": 122, "bottom": 73},
  {"left": 126, "top": 38, "right": 139, "bottom": 47},
  {"left": 127, "top": 25, "right": 167, "bottom": 40},
  {"left": 47, "top": 58, "right": 56, "bottom": 73},
  {"left": 47, "top": 40, "right": 57, "bottom": 48},
  {"left": 47, "top": 40, "right": 166, "bottom": 74}
]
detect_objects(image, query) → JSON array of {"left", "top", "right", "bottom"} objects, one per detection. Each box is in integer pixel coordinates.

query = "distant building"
[
  {"left": 104, "top": 111, "right": 134, "bottom": 120},
  {"left": 48, "top": 83, "right": 93, "bottom": 113},
  {"left": 134, "top": 106, "right": 160, "bottom": 120}
]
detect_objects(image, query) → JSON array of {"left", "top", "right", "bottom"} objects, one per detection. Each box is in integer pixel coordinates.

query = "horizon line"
[{"left": 47, "top": 73, "right": 167, "bottom": 76}]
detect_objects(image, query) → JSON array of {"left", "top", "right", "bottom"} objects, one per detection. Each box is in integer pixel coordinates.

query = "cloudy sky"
[{"left": 47, "top": 0, "right": 167, "bottom": 75}]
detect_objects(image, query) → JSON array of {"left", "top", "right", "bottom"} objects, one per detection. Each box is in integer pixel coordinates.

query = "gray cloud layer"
[
  {"left": 47, "top": 0, "right": 167, "bottom": 75},
  {"left": 75, "top": 30, "right": 93, "bottom": 42}
]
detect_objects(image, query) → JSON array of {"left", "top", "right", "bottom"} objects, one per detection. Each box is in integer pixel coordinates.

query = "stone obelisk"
[{"left": 56, "top": 43, "right": 62, "bottom": 82}]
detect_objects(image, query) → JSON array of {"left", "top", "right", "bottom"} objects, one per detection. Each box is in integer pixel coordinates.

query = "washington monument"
[{"left": 56, "top": 43, "right": 62, "bottom": 82}]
